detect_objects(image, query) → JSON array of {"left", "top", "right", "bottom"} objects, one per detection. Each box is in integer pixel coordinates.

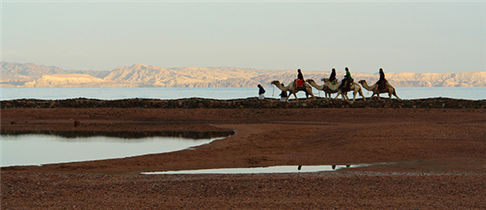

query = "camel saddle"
[
  {"left": 294, "top": 79, "right": 304, "bottom": 88},
  {"left": 342, "top": 79, "right": 353, "bottom": 92},
  {"left": 378, "top": 80, "right": 387, "bottom": 91}
]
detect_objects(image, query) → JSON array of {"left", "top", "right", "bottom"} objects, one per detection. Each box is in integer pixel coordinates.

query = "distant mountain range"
[{"left": 1, "top": 62, "right": 485, "bottom": 88}]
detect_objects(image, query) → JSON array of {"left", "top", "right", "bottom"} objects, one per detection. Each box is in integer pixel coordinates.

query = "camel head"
[
  {"left": 305, "top": 79, "right": 315, "bottom": 83},
  {"left": 358, "top": 80, "right": 366, "bottom": 85},
  {"left": 270, "top": 80, "right": 280, "bottom": 85}
]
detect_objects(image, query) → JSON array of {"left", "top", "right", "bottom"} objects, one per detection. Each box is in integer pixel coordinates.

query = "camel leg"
[
  {"left": 327, "top": 92, "right": 332, "bottom": 101},
  {"left": 326, "top": 91, "right": 331, "bottom": 101},
  {"left": 293, "top": 93, "right": 299, "bottom": 101},
  {"left": 393, "top": 89, "right": 401, "bottom": 100},
  {"left": 305, "top": 86, "right": 315, "bottom": 99},
  {"left": 358, "top": 89, "right": 366, "bottom": 102},
  {"left": 309, "top": 91, "right": 315, "bottom": 99},
  {"left": 351, "top": 90, "right": 358, "bottom": 104},
  {"left": 339, "top": 91, "right": 348, "bottom": 102},
  {"left": 334, "top": 91, "right": 341, "bottom": 100},
  {"left": 370, "top": 92, "right": 377, "bottom": 100}
]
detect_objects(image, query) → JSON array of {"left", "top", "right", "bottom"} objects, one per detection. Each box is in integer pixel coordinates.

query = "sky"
[{"left": 2, "top": 0, "right": 485, "bottom": 74}]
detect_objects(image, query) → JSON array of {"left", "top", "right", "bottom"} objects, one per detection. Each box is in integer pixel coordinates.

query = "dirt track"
[{"left": 2, "top": 106, "right": 486, "bottom": 209}]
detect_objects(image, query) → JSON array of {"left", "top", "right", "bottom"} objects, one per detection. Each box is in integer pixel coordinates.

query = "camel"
[
  {"left": 271, "top": 80, "right": 315, "bottom": 101},
  {"left": 307, "top": 78, "right": 366, "bottom": 104},
  {"left": 305, "top": 79, "right": 342, "bottom": 101},
  {"left": 358, "top": 80, "right": 401, "bottom": 100}
]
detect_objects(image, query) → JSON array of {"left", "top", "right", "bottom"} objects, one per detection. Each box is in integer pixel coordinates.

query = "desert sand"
[{"left": 1, "top": 102, "right": 486, "bottom": 209}]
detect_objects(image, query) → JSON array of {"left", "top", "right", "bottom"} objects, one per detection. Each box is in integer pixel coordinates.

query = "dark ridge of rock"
[{"left": 1, "top": 97, "right": 485, "bottom": 109}]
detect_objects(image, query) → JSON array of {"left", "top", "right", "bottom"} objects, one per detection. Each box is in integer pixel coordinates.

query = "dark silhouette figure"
[
  {"left": 295, "top": 69, "right": 304, "bottom": 87},
  {"left": 257, "top": 84, "right": 265, "bottom": 100},
  {"left": 297, "top": 69, "right": 304, "bottom": 80},
  {"left": 375, "top": 68, "right": 387, "bottom": 91},
  {"left": 279, "top": 83, "right": 288, "bottom": 101},
  {"left": 329, "top": 68, "right": 337, "bottom": 84}
]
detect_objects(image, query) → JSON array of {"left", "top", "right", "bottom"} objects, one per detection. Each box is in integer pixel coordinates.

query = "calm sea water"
[
  {"left": 1, "top": 87, "right": 485, "bottom": 100},
  {"left": 1, "top": 134, "right": 223, "bottom": 167},
  {"left": 141, "top": 165, "right": 361, "bottom": 175}
]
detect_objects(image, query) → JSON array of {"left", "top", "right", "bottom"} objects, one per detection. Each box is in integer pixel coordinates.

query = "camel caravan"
[{"left": 271, "top": 67, "right": 401, "bottom": 103}]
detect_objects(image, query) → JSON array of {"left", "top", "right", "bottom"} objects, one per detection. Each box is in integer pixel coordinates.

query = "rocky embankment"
[{"left": 1, "top": 97, "right": 485, "bottom": 109}]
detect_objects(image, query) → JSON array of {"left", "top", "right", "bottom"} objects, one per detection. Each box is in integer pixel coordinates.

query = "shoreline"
[
  {"left": 2, "top": 104, "right": 485, "bottom": 209},
  {"left": 2, "top": 97, "right": 485, "bottom": 109}
]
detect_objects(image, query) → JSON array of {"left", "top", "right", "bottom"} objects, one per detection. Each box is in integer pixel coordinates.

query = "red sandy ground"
[{"left": 1, "top": 108, "right": 486, "bottom": 209}]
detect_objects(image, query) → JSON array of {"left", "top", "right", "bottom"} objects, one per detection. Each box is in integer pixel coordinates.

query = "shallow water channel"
[
  {"left": 0, "top": 130, "right": 233, "bottom": 167},
  {"left": 142, "top": 164, "right": 362, "bottom": 175}
]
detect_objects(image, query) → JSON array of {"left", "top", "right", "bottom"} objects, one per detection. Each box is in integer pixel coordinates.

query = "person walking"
[
  {"left": 279, "top": 83, "right": 288, "bottom": 102},
  {"left": 257, "top": 84, "right": 266, "bottom": 100}
]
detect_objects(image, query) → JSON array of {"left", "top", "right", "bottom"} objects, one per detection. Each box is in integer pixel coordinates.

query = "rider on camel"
[
  {"left": 329, "top": 68, "right": 337, "bottom": 85},
  {"left": 374, "top": 68, "right": 387, "bottom": 92},
  {"left": 340, "top": 67, "right": 353, "bottom": 92},
  {"left": 295, "top": 69, "right": 304, "bottom": 87}
]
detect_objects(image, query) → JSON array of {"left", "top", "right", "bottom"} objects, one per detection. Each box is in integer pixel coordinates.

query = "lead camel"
[
  {"left": 271, "top": 80, "right": 314, "bottom": 101},
  {"left": 358, "top": 80, "right": 401, "bottom": 101}
]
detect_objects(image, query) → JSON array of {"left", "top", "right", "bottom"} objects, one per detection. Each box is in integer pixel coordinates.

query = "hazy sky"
[{"left": 2, "top": 1, "right": 485, "bottom": 74}]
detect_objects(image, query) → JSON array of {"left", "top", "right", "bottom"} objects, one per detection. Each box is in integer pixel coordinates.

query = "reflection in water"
[
  {"left": 0, "top": 130, "right": 233, "bottom": 167},
  {"left": 1, "top": 129, "right": 235, "bottom": 139},
  {"left": 142, "top": 165, "right": 362, "bottom": 175}
]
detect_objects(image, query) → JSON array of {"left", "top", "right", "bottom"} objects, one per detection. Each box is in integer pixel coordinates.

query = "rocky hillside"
[
  {"left": 1, "top": 62, "right": 110, "bottom": 87},
  {"left": 23, "top": 74, "right": 108, "bottom": 88},
  {"left": 1, "top": 62, "right": 485, "bottom": 87},
  {"left": 103, "top": 64, "right": 272, "bottom": 87}
]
